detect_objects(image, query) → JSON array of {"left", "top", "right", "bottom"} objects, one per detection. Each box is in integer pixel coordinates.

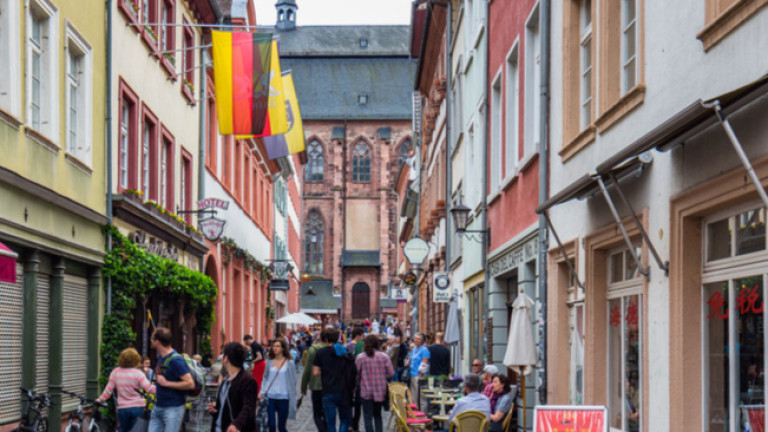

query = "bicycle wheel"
[{"left": 65, "top": 423, "right": 80, "bottom": 432}]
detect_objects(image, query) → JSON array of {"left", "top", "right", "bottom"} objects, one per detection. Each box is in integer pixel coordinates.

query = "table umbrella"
[
  {"left": 275, "top": 312, "right": 320, "bottom": 326},
  {"left": 503, "top": 293, "right": 537, "bottom": 429},
  {"left": 444, "top": 292, "right": 462, "bottom": 375}
]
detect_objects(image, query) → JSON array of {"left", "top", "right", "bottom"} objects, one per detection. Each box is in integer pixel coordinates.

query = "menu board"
[{"left": 533, "top": 406, "right": 608, "bottom": 432}]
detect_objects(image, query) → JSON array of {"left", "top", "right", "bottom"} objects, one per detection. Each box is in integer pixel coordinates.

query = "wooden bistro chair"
[
  {"left": 392, "top": 393, "right": 432, "bottom": 431},
  {"left": 501, "top": 403, "right": 518, "bottom": 432},
  {"left": 449, "top": 410, "right": 489, "bottom": 432}
]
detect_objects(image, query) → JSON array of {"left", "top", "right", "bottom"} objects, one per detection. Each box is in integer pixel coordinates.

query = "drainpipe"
[
  {"left": 444, "top": 0, "right": 452, "bottom": 287},
  {"left": 341, "top": 120, "right": 348, "bottom": 325},
  {"left": 537, "top": 0, "right": 551, "bottom": 405},
  {"left": 481, "top": 0, "right": 490, "bottom": 363},
  {"left": 105, "top": 0, "right": 113, "bottom": 315},
  {"left": 198, "top": 46, "right": 207, "bottom": 202}
]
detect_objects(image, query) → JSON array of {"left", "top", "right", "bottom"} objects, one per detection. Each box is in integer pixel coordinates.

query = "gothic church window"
[
  {"left": 306, "top": 139, "right": 324, "bottom": 182},
  {"left": 304, "top": 210, "right": 324, "bottom": 274},
  {"left": 352, "top": 141, "right": 371, "bottom": 183}
]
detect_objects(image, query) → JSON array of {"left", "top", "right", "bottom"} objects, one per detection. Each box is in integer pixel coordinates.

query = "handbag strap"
[{"left": 264, "top": 359, "right": 286, "bottom": 395}]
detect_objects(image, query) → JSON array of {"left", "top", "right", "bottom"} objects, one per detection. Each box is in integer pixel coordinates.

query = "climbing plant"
[
  {"left": 220, "top": 236, "right": 272, "bottom": 283},
  {"left": 100, "top": 225, "right": 217, "bottom": 391}
]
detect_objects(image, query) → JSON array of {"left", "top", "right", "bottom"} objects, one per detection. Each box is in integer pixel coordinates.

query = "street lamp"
[{"left": 450, "top": 203, "right": 490, "bottom": 247}]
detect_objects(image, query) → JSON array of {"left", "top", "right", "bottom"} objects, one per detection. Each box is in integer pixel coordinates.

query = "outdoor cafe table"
[
  {"left": 429, "top": 399, "right": 457, "bottom": 406},
  {"left": 431, "top": 414, "right": 450, "bottom": 429}
]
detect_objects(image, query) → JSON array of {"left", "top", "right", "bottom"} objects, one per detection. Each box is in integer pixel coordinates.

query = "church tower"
[{"left": 275, "top": 0, "right": 298, "bottom": 31}]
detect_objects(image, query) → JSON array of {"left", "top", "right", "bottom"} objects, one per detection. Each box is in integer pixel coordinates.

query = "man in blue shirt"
[
  {"left": 408, "top": 332, "right": 430, "bottom": 412},
  {"left": 448, "top": 373, "right": 491, "bottom": 423},
  {"left": 150, "top": 327, "right": 194, "bottom": 432}
]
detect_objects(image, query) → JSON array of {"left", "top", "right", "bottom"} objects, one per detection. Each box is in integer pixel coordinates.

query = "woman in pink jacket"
[{"left": 96, "top": 348, "right": 156, "bottom": 432}]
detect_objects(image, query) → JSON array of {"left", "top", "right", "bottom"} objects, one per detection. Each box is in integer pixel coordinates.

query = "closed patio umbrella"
[
  {"left": 503, "top": 293, "right": 537, "bottom": 429},
  {"left": 444, "top": 292, "right": 462, "bottom": 376}
]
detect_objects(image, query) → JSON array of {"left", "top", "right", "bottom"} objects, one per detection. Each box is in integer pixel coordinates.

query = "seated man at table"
[{"left": 447, "top": 373, "right": 491, "bottom": 423}]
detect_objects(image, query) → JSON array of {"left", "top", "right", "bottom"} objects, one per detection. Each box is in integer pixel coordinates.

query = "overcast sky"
[{"left": 254, "top": 0, "right": 413, "bottom": 26}]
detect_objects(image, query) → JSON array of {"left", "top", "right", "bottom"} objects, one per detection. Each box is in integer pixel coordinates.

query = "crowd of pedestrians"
[{"left": 101, "top": 318, "right": 516, "bottom": 432}]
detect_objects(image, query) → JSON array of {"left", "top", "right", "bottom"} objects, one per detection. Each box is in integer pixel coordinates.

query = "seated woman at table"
[{"left": 489, "top": 374, "right": 514, "bottom": 432}]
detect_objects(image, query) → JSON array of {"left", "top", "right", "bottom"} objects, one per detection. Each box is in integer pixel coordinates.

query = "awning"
[
  {"left": 538, "top": 72, "right": 768, "bottom": 282},
  {"left": 300, "top": 308, "right": 338, "bottom": 315},
  {"left": 0, "top": 241, "right": 18, "bottom": 283}
]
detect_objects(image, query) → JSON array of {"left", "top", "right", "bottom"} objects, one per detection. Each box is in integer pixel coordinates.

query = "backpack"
[
  {"left": 340, "top": 352, "right": 358, "bottom": 406},
  {"left": 162, "top": 353, "right": 205, "bottom": 397}
]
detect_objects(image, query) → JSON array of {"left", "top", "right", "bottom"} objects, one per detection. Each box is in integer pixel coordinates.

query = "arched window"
[
  {"left": 305, "top": 140, "right": 324, "bottom": 182},
  {"left": 398, "top": 139, "right": 411, "bottom": 169},
  {"left": 352, "top": 141, "right": 371, "bottom": 182},
  {"left": 304, "top": 210, "right": 324, "bottom": 274}
]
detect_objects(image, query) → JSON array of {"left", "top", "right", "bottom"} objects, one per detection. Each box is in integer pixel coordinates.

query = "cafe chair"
[
  {"left": 392, "top": 393, "right": 433, "bottom": 431},
  {"left": 501, "top": 404, "right": 517, "bottom": 432},
  {"left": 449, "top": 410, "right": 489, "bottom": 432}
]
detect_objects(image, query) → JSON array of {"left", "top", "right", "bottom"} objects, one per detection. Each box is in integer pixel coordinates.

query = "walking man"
[
  {"left": 301, "top": 328, "right": 330, "bottom": 431},
  {"left": 313, "top": 328, "right": 356, "bottom": 432},
  {"left": 427, "top": 332, "right": 451, "bottom": 378},
  {"left": 206, "top": 342, "right": 259, "bottom": 432},
  {"left": 150, "top": 327, "right": 195, "bottom": 432},
  {"left": 346, "top": 328, "right": 365, "bottom": 431}
]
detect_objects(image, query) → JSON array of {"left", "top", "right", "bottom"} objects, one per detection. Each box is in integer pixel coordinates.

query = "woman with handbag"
[
  {"left": 355, "top": 335, "right": 394, "bottom": 432},
  {"left": 207, "top": 342, "right": 259, "bottom": 432},
  {"left": 259, "top": 340, "right": 297, "bottom": 432}
]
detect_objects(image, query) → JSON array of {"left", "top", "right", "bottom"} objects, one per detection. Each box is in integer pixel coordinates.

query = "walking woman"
[
  {"left": 355, "top": 335, "right": 394, "bottom": 432},
  {"left": 96, "top": 348, "right": 155, "bottom": 432},
  {"left": 259, "top": 339, "right": 297, "bottom": 432}
]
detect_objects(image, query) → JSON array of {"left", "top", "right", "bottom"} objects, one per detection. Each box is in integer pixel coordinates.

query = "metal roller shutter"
[
  {"left": 36, "top": 274, "right": 49, "bottom": 404},
  {"left": 61, "top": 275, "right": 88, "bottom": 410},
  {"left": 0, "top": 263, "right": 23, "bottom": 423}
]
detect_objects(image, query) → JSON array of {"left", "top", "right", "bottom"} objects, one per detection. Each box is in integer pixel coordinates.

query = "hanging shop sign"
[
  {"left": 199, "top": 217, "right": 226, "bottom": 242},
  {"left": 269, "top": 260, "right": 294, "bottom": 291},
  {"left": 403, "top": 237, "right": 429, "bottom": 266},
  {"left": 403, "top": 271, "right": 418, "bottom": 286},
  {"left": 392, "top": 286, "right": 408, "bottom": 303},
  {"left": 130, "top": 231, "right": 179, "bottom": 261},
  {"left": 433, "top": 272, "right": 451, "bottom": 303},
  {"left": 197, "top": 198, "right": 230, "bottom": 210},
  {"left": 533, "top": 406, "right": 607, "bottom": 432}
]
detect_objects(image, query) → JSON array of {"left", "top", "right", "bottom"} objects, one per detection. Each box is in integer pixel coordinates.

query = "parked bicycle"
[
  {"left": 61, "top": 390, "right": 109, "bottom": 432},
  {"left": 13, "top": 387, "right": 52, "bottom": 432}
]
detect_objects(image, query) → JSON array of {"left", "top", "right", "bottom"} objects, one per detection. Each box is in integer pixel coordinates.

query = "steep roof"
[
  {"left": 277, "top": 25, "right": 410, "bottom": 57},
  {"left": 282, "top": 57, "right": 416, "bottom": 120}
]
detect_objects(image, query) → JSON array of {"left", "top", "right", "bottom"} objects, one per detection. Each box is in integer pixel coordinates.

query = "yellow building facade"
[{"left": 0, "top": 0, "right": 108, "bottom": 428}]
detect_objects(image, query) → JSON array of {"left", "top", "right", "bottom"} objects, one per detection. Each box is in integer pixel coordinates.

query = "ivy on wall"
[
  {"left": 220, "top": 236, "right": 272, "bottom": 283},
  {"left": 100, "top": 225, "right": 217, "bottom": 391}
]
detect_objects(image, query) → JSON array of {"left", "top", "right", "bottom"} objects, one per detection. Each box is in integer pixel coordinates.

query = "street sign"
[
  {"left": 433, "top": 272, "right": 451, "bottom": 303},
  {"left": 403, "top": 237, "right": 429, "bottom": 265},
  {"left": 533, "top": 406, "right": 608, "bottom": 432},
  {"left": 199, "top": 217, "right": 226, "bottom": 242}
]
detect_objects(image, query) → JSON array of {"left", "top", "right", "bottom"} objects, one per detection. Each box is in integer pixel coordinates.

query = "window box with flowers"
[
  {"left": 164, "top": 52, "right": 176, "bottom": 66},
  {"left": 182, "top": 78, "right": 195, "bottom": 103},
  {"left": 141, "top": 24, "right": 159, "bottom": 52},
  {"left": 123, "top": 189, "right": 144, "bottom": 205},
  {"left": 119, "top": 0, "right": 140, "bottom": 26}
]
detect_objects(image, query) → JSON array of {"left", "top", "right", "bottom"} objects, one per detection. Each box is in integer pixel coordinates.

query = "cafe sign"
[
  {"left": 533, "top": 406, "right": 607, "bottom": 432},
  {"left": 130, "top": 231, "right": 179, "bottom": 261}
]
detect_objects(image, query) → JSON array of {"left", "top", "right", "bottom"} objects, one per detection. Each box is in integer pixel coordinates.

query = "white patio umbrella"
[
  {"left": 275, "top": 312, "right": 320, "bottom": 326},
  {"left": 503, "top": 293, "right": 537, "bottom": 429},
  {"left": 444, "top": 292, "right": 462, "bottom": 376}
]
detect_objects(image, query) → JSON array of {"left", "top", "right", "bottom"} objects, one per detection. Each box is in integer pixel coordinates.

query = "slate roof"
[
  {"left": 300, "top": 280, "right": 340, "bottom": 311},
  {"left": 277, "top": 25, "right": 410, "bottom": 57},
  {"left": 282, "top": 57, "right": 416, "bottom": 120}
]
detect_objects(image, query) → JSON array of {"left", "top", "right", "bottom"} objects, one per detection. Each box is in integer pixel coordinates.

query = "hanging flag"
[
  {"left": 282, "top": 72, "right": 306, "bottom": 154},
  {"left": 264, "top": 134, "right": 289, "bottom": 160},
  {"left": 212, "top": 32, "right": 287, "bottom": 137}
]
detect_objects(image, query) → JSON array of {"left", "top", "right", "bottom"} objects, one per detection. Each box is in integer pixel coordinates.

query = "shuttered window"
[
  {"left": 0, "top": 263, "right": 23, "bottom": 423},
  {"left": 36, "top": 274, "right": 49, "bottom": 402},
  {"left": 61, "top": 275, "right": 87, "bottom": 410}
]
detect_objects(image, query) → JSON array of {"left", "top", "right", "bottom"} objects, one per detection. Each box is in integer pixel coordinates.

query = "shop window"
[
  {"left": 706, "top": 207, "right": 766, "bottom": 262},
  {"left": 606, "top": 246, "right": 642, "bottom": 432},
  {"left": 567, "top": 259, "right": 585, "bottom": 405},
  {"left": 703, "top": 205, "right": 767, "bottom": 432}
]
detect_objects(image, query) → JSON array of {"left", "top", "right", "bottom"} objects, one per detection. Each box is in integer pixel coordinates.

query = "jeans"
[
  {"left": 352, "top": 394, "right": 361, "bottom": 431},
  {"left": 267, "top": 398, "right": 289, "bottom": 432},
  {"left": 311, "top": 390, "right": 326, "bottom": 432},
  {"left": 321, "top": 393, "right": 351, "bottom": 432},
  {"left": 118, "top": 407, "right": 144, "bottom": 432},
  {"left": 361, "top": 399, "right": 383, "bottom": 432},
  {"left": 149, "top": 405, "right": 185, "bottom": 432}
]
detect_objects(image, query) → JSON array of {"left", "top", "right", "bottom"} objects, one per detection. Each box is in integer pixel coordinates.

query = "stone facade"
[{"left": 302, "top": 121, "right": 412, "bottom": 321}]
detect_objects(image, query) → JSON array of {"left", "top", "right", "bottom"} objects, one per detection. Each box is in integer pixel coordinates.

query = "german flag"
[{"left": 212, "top": 31, "right": 287, "bottom": 137}]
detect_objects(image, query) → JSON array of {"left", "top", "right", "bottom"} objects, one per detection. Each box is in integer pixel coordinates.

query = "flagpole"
[
  {"left": 155, "top": 43, "right": 212, "bottom": 56},
  {"left": 128, "top": 22, "right": 276, "bottom": 31}
]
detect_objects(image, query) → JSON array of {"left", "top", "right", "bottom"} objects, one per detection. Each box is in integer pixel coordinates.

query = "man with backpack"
[
  {"left": 150, "top": 327, "right": 195, "bottom": 432},
  {"left": 313, "top": 328, "right": 357, "bottom": 432}
]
